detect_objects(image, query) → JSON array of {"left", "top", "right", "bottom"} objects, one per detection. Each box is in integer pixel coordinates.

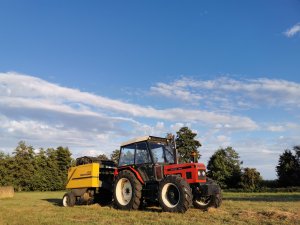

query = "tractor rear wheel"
[
  {"left": 113, "top": 170, "right": 142, "bottom": 210},
  {"left": 62, "top": 192, "right": 76, "bottom": 207},
  {"left": 158, "top": 175, "right": 192, "bottom": 213}
]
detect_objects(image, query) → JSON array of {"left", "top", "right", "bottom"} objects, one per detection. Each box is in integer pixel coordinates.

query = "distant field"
[{"left": 0, "top": 191, "right": 299, "bottom": 225}]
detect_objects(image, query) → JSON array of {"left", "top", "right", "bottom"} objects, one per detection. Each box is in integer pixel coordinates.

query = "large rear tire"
[
  {"left": 158, "top": 175, "right": 192, "bottom": 213},
  {"left": 113, "top": 170, "right": 142, "bottom": 210},
  {"left": 62, "top": 192, "right": 76, "bottom": 207}
]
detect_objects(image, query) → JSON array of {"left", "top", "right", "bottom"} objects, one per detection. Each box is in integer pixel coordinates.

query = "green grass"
[{"left": 0, "top": 191, "right": 299, "bottom": 225}]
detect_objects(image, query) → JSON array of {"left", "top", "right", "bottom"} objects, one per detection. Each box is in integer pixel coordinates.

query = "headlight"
[{"left": 198, "top": 170, "right": 206, "bottom": 177}]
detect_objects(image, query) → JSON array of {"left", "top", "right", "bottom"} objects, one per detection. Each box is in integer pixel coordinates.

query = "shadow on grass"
[
  {"left": 42, "top": 198, "right": 164, "bottom": 212},
  {"left": 42, "top": 198, "right": 62, "bottom": 206},
  {"left": 140, "top": 207, "right": 162, "bottom": 213},
  {"left": 224, "top": 194, "right": 300, "bottom": 202}
]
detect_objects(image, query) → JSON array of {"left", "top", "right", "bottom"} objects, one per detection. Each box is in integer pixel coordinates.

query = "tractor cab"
[
  {"left": 117, "top": 136, "right": 176, "bottom": 183},
  {"left": 117, "top": 136, "right": 207, "bottom": 184},
  {"left": 118, "top": 136, "right": 175, "bottom": 166}
]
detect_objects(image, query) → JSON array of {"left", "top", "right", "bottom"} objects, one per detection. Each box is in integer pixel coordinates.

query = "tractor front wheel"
[
  {"left": 113, "top": 170, "right": 142, "bottom": 210},
  {"left": 193, "top": 193, "right": 222, "bottom": 210},
  {"left": 158, "top": 175, "right": 192, "bottom": 213}
]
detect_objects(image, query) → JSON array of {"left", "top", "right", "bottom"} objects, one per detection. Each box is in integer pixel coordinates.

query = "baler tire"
[
  {"left": 113, "top": 170, "right": 142, "bottom": 210},
  {"left": 158, "top": 175, "right": 192, "bottom": 213},
  {"left": 62, "top": 192, "right": 76, "bottom": 207}
]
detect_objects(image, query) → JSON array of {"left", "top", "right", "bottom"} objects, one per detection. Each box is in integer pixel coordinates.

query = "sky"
[{"left": 0, "top": 0, "right": 300, "bottom": 179}]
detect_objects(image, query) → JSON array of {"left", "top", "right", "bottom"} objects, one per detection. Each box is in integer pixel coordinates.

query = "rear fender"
[{"left": 117, "top": 166, "right": 145, "bottom": 184}]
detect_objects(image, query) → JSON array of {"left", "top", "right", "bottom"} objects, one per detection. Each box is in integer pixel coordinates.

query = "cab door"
[{"left": 134, "top": 142, "right": 154, "bottom": 182}]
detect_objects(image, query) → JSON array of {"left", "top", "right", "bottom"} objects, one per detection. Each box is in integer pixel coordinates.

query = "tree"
[
  {"left": 45, "top": 148, "right": 63, "bottom": 191},
  {"left": 110, "top": 149, "right": 120, "bottom": 164},
  {"left": 98, "top": 154, "right": 109, "bottom": 160},
  {"left": 55, "top": 146, "right": 73, "bottom": 189},
  {"left": 207, "top": 147, "right": 243, "bottom": 188},
  {"left": 0, "top": 142, "right": 75, "bottom": 191},
  {"left": 0, "top": 151, "right": 13, "bottom": 186},
  {"left": 276, "top": 149, "right": 300, "bottom": 187},
  {"left": 240, "top": 168, "right": 262, "bottom": 191},
  {"left": 175, "top": 127, "right": 201, "bottom": 163},
  {"left": 294, "top": 145, "right": 300, "bottom": 166},
  {"left": 294, "top": 145, "right": 300, "bottom": 185},
  {"left": 12, "top": 141, "right": 36, "bottom": 191}
]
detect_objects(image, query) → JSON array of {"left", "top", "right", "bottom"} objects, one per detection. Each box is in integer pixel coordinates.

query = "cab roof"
[{"left": 120, "top": 136, "right": 167, "bottom": 147}]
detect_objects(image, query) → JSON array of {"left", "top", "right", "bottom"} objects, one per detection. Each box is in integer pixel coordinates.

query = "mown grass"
[{"left": 0, "top": 191, "right": 299, "bottom": 225}]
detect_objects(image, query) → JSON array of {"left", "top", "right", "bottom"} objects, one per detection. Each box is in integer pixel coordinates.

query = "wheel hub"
[
  {"left": 116, "top": 178, "right": 133, "bottom": 206},
  {"left": 161, "top": 183, "right": 180, "bottom": 208}
]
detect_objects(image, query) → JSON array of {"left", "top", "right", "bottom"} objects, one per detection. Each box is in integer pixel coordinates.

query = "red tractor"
[{"left": 113, "top": 136, "right": 222, "bottom": 213}]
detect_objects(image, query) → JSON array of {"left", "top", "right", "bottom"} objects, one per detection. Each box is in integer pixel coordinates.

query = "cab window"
[
  {"left": 149, "top": 143, "right": 165, "bottom": 163},
  {"left": 119, "top": 144, "right": 135, "bottom": 166},
  {"left": 135, "top": 142, "right": 151, "bottom": 164}
]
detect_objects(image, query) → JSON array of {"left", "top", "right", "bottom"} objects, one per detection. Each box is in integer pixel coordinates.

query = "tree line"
[
  {"left": 0, "top": 141, "right": 72, "bottom": 191},
  {"left": 0, "top": 127, "right": 299, "bottom": 191}
]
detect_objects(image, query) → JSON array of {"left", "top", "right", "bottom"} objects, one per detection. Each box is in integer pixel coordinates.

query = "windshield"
[{"left": 149, "top": 142, "right": 175, "bottom": 164}]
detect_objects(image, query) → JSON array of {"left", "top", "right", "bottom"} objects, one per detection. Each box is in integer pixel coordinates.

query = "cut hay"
[{"left": 0, "top": 186, "right": 14, "bottom": 199}]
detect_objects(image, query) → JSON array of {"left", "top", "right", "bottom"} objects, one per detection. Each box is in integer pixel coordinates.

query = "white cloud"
[
  {"left": 150, "top": 77, "right": 300, "bottom": 109},
  {"left": 283, "top": 22, "right": 300, "bottom": 38},
  {"left": 0, "top": 72, "right": 257, "bottom": 131},
  {"left": 150, "top": 82, "right": 202, "bottom": 102},
  {"left": 155, "top": 122, "right": 165, "bottom": 130},
  {"left": 216, "top": 135, "right": 231, "bottom": 146},
  {"left": 265, "top": 122, "right": 300, "bottom": 133},
  {"left": 267, "top": 125, "right": 285, "bottom": 132},
  {"left": 0, "top": 72, "right": 259, "bottom": 159}
]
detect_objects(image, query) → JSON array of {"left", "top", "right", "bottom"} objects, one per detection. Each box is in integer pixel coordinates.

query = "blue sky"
[{"left": 1, "top": 1, "right": 300, "bottom": 179}]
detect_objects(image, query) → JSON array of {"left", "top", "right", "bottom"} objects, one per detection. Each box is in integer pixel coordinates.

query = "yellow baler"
[
  {"left": 62, "top": 156, "right": 116, "bottom": 207},
  {"left": 66, "top": 163, "right": 100, "bottom": 189}
]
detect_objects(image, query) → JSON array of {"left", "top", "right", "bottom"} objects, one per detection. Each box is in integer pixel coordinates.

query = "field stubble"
[{"left": 0, "top": 191, "right": 299, "bottom": 225}]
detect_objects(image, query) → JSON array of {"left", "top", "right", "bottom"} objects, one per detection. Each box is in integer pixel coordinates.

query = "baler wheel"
[{"left": 62, "top": 192, "right": 76, "bottom": 207}]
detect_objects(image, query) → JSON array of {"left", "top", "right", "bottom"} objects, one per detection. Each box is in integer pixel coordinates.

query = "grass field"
[{"left": 0, "top": 191, "right": 299, "bottom": 225}]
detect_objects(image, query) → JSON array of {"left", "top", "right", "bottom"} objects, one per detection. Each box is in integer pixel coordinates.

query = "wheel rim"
[
  {"left": 63, "top": 195, "right": 68, "bottom": 207},
  {"left": 195, "top": 196, "right": 212, "bottom": 206},
  {"left": 161, "top": 183, "right": 180, "bottom": 208},
  {"left": 116, "top": 178, "right": 133, "bottom": 206}
]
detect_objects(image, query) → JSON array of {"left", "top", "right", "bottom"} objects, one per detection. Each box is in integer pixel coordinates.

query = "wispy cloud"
[
  {"left": 150, "top": 77, "right": 300, "bottom": 109},
  {"left": 0, "top": 72, "right": 259, "bottom": 157},
  {"left": 0, "top": 72, "right": 257, "bottom": 130},
  {"left": 283, "top": 22, "right": 300, "bottom": 38},
  {"left": 150, "top": 81, "right": 202, "bottom": 102}
]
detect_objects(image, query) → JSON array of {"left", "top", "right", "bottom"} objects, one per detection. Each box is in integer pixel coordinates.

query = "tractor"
[{"left": 62, "top": 135, "right": 222, "bottom": 213}]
